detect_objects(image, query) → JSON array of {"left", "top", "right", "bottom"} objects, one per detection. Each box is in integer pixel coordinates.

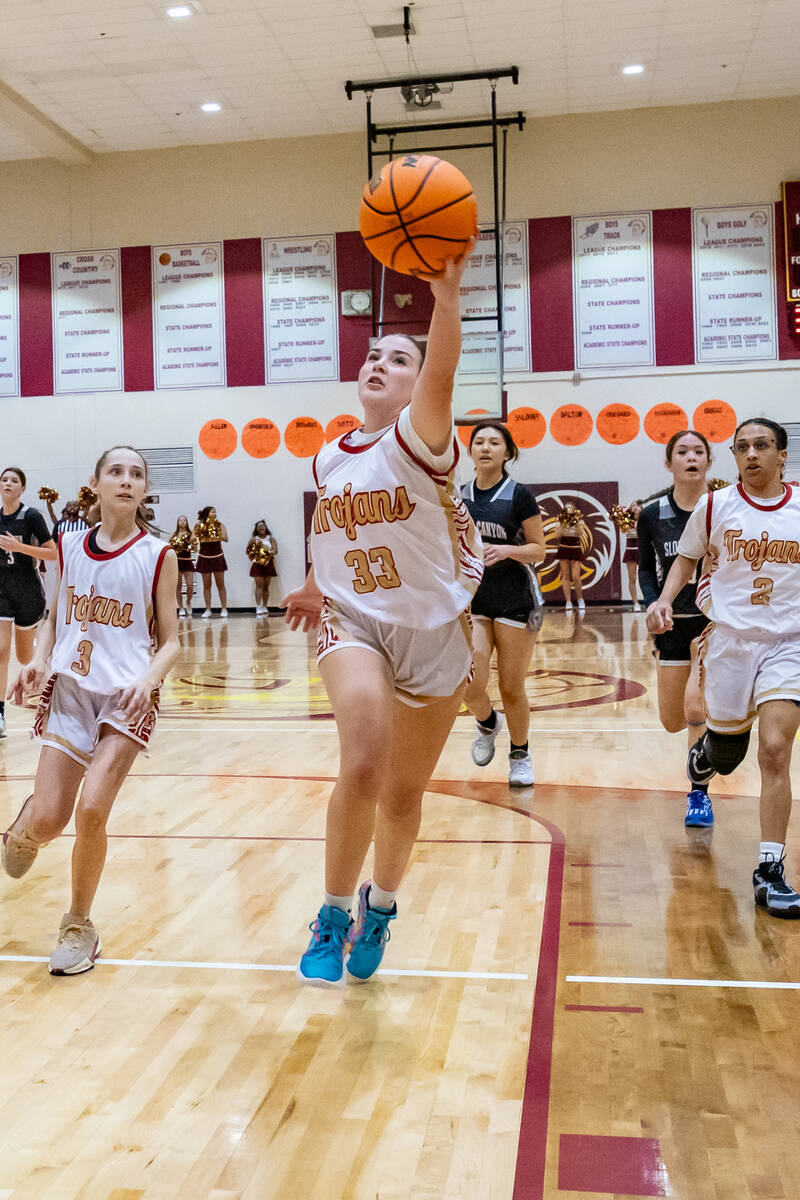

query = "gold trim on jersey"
[{"left": 39, "top": 730, "right": 92, "bottom": 768}]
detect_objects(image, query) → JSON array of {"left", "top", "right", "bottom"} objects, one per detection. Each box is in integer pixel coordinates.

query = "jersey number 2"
[
  {"left": 71, "top": 640, "right": 94, "bottom": 677},
  {"left": 344, "top": 546, "right": 401, "bottom": 594},
  {"left": 750, "top": 577, "right": 774, "bottom": 606}
]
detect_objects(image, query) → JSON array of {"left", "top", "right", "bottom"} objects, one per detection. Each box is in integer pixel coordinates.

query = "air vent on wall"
[
  {"left": 784, "top": 423, "right": 800, "bottom": 484},
  {"left": 136, "top": 446, "right": 195, "bottom": 493}
]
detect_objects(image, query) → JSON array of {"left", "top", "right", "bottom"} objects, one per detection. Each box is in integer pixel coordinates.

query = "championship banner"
[
  {"left": 457, "top": 221, "right": 531, "bottom": 375},
  {"left": 0, "top": 257, "right": 19, "bottom": 398},
  {"left": 781, "top": 182, "right": 800, "bottom": 301},
  {"left": 51, "top": 249, "right": 123, "bottom": 394},
  {"left": 153, "top": 243, "right": 226, "bottom": 389},
  {"left": 692, "top": 205, "right": 776, "bottom": 363},
  {"left": 572, "top": 212, "right": 655, "bottom": 370},
  {"left": 263, "top": 236, "right": 338, "bottom": 383}
]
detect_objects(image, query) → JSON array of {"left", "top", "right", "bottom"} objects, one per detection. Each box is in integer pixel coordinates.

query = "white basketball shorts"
[
  {"left": 317, "top": 597, "right": 473, "bottom": 707},
  {"left": 33, "top": 672, "right": 159, "bottom": 768},
  {"left": 699, "top": 624, "right": 800, "bottom": 734}
]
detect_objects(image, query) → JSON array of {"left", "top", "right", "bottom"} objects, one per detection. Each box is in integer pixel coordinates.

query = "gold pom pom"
[
  {"left": 707, "top": 477, "right": 731, "bottom": 492},
  {"left": 38, "top": 486, "right": 59, "bottom": 503}
]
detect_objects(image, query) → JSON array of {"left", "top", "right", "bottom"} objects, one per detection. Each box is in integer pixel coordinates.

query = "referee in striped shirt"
[{"left": 47, "top": 499, "right": 90, "bottom": 539}]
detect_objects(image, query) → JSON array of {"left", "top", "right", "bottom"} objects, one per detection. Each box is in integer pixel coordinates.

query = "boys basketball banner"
[
  {"left": 153, "top": 243, "right": 226, "bottom": 389},
  {"left": 692, "top": 205, "right": 776, "bottom": 363},
  {"left": 572, "top": 212, "right": 655, "bottom": 370},
  {"left": 0, "top": 257, "right": 19, "bottom": 397},
  {"left": 457, "top": 222, "right": 531, "bottom": 375},
  {"left": 263, "top": 236, "right": 338, "bottom": 384},
  {"left": 51, "top": 249, "right": 123, "bottom": 394}
]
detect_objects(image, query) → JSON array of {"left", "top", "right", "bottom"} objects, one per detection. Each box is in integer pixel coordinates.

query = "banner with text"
[
  {"left": 572, "top": 213, "right": 655, "bottom": 370},
  {"left": 457, "top": 222, "right": 531, "bottom": 376},
  {"left": 692, "top": 205, "right": 776, "bottom": 363},
  {"left": 0, "top": 257, "right": 19, "bottom": 397},
  {"left": 52, "top": 249, "right": 122, "bottom": 394},
  {"left": 264, "top": 236, "right": 338, "bottom": 383},
  {"left": 153, "top": 243, "right": 226, "bottom": 389}
]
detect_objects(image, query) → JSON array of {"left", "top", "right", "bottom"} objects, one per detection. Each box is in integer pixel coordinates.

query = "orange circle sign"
[
  {"left": 284, "top": 417, "right": 324, "bottom": 458},
  {"left": 241, "top": 418, "right": 280, "bottom": 459},
  {"left": 506, "top": 407, "right": 546, "bottom": 449},
  {"left": 198, "top": 419, "right": 237, "bottom": 460},
  {"left": 456, "top": 409, "right": 490, "bottom": 447},
  {"left": 644, "top": 403, "right": 688, "bottom": 444},
  {"left": 550, "top": 405, "right": 593, "bottom": 447},
  {"left": 596, "top": 403, "right": 640, "bottom": 445},
  {"left": 326, "top": 414, "right": 361, "bottom": 443},
  {"left": 693, "top": 400, "right": 736, "bottom": 443}
]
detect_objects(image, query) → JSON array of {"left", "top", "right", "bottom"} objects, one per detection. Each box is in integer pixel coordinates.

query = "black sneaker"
[
  {"left": 753, "top": 856, "right": 800, "bottom": 919},
  {"left": 687, "top": 737, "right": 716, "bottom": 790}
]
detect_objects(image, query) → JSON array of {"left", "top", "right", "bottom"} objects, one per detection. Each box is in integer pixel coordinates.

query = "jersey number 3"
[
  {"left": 71, "top": 640, "right": 94, "bottom": 677},
  {"left": 345, "top": 546, "right": 401, "bottom": 594}
]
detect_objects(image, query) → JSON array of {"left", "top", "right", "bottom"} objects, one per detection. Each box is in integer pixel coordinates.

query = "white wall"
[{"left": 4, "top": 94, "right": 800, "bottom": 604}]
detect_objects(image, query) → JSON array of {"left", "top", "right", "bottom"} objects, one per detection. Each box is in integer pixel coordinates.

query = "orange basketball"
[{"left": 359, "top": 154, "right": 478, "bottom": 276}]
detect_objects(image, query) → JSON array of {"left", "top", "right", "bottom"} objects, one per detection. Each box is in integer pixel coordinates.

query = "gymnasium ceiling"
[{"left": 1, "top": 0, "right": 798, "bottom": 164}]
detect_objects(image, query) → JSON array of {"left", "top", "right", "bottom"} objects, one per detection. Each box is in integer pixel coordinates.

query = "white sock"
[
  {"left": 369, "top": 881, "right": 396, "bottom": 912},
  {"left": 759, "top": 841, "right": 784, "bottom": 864},
  {"left": 324, "top": 892, "right": 352, "bottom": 914}
]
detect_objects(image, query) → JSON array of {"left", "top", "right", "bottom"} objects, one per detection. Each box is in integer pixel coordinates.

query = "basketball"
[{"left": 359, "top": 153, "right": 478, "bottom": 276}]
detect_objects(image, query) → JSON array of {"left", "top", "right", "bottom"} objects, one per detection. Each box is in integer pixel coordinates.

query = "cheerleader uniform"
[
  {"left": 172, "top": 542, "right": 195, "bottom": 574},
  {"left": 195, "top": 534, "right": 227, "bottom": 574},
  {"left": 248, "top": 537, "right": 277, "bottom": 578},
  {"left": 622, "top": 529, "right": 639, "bottom": 564},
  {"left": 556, "top": 530, "right": 584, "bottom": 562}
]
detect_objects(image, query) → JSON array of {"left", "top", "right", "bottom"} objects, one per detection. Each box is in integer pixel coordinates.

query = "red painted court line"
[
  {"left": 568, "top": 921, "right": 633, "bottom": 927},
  {"left": 564, "top": 1004, "right": 644, "bottom": 1014},
  {"left": 49, "top": 833, "right": 551, "bottom": 845},
  {"left": 511, "top": 812, "right": 565, "bottom": 1200}
]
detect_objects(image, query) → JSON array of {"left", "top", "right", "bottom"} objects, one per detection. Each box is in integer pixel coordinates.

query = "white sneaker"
[
  {"left": 508, "top": 751, "right": 534, "bottom": 787},
  {"left": 178, "top": 608, "right": 187, "bottom": 618},
  {"left": 49, "top": 913, "right": 101, "bottom": 976},
  {"left": 219, "top": 608, "right": 228, "bottom": 618},
  {"left": 633, "top": 602, "right": 642, "bottom": 612},
  {"left": 0, "top": 711, "right": 5, "bottom": 738},
  {"left": 471, "top": 712, "right": 504, "bottom": 766},
  {"left": 201, "top": 609, "right": 212, "bottom": 619},
  {"left": 565, "top": 601, "right": 573, "bottom": 612},
  {"left": 577, "top": 599, "right": 586, "bottom": 611}
]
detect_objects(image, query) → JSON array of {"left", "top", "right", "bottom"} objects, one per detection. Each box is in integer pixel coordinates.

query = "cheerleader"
[
  {"left": 169, "top": 515, "right": 198, "bottom": 617},
  {"left": 461, "top": 421, "right": 547, "bottom": 787},
  {"left": 284, "top": 246, "right": 482, "bottom": 987},
  {"left": 0, "top": 467, "right": 57, "bottom": 739},
  {"left": 3, "top": 445, "right": 179, "bottom": 974},
  {"left": 639, "top": 429, "right": 713, "bottom": 826},
  {"left": 193, "top": 505, "right": 228, "bottom": 618},
  {"left": 246, "top": 520, "right": 278, "bottom": 615},
  {"left": 555, "top": 505, "right": 589, "bottom": 611},
  {"left": 618, "top": 501, "right": 643, "bottom": 610}
]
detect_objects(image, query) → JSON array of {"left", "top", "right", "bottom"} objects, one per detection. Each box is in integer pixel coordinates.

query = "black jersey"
[
  {"left": 637, "top": 489, "right": 703, "bottom": 616},
  {"left": 0, "top": 504, "right": 51, "bottom": 578},
  {"left": 461, "top": 476, "right": 543, "bottom": 619}
]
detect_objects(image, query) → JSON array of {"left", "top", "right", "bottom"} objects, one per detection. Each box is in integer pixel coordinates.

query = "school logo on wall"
[{"left": 523, "top": 481, "right": 621, "bottom": 602}]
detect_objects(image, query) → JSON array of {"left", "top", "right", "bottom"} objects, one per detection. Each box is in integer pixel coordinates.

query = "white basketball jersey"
[
  {"left": 51, "top": 528, "right": 170, "bottom": 694},
  {"left": 678, "top": 482, "right": 800, "bottom": 635},
  {"left": 310, "top": 406, "right": 483, "bottom": 629}
]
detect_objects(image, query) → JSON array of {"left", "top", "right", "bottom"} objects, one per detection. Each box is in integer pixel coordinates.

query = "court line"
[
  {"left": 567, "top": 974, "right": 800, "bottom": 990},
  {"left": 0, "top": 954, "right": 527, "bottom": 981}
]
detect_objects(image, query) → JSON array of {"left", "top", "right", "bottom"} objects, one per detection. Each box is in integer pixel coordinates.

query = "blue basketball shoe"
[
  {"left": 346, "top": 881, "right": 397, "bottom": 982},
  {"left": 684, "top": 789, "right": 714, "bottom": 827},
  {"left": 296, "top": 904, "right": 352, "bottom": 988}
]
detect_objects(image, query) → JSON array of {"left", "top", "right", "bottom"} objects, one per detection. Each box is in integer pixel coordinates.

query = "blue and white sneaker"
[
  {"left": 684, "top": 789, "right": 714, "bottom": 827},
  {"left": 471, "top": 712, "right": 504, "bottom": 767},
  {"left": 346, "top": 881, "right": 397, "bottom": 983},
  {"left": 296, "top": 904, "right": 352, "bottom": 988}
]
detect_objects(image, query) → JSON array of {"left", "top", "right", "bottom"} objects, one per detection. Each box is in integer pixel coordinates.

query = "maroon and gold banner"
[{"left": 782, "top": 182, "right": 800, "bottom": 301}]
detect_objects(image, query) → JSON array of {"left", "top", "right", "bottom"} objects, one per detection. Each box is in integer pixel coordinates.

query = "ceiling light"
[
  {"left": 622, "top": 64, "right": 645, "bottom": 75},
  {"left": 201, "top": 102, "right": 221, "bottom": 112},
  {"left": 167, "top": 5, "right": 193, "bottom": 16}
]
